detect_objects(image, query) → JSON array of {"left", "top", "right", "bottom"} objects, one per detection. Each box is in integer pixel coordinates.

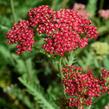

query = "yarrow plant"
[
  {"left": 6, "top": 5, "right": 98, "bottom": 56},
  {"left": 6, "top": 20, "right": 34, "bottom": 54},
  {"left": 62, "top": 65, "right": 109, "bottom": 108},
  {"left": 6, "top": 5, "right": 109, "bottom": 109}
]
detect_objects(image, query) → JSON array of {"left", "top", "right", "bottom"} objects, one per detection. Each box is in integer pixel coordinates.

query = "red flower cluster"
[
  {"left": 7, "top": 5, "right": 98, "bottom": 55},
  {"left": 6, "top": 20, "right": 34, "bottom": 54},
  {"left": 28, "top": 5, "right": 54, "bottom": 27},
  {"left": 62, "top": 66, "right": 109, "bottom": 108},
  {"left": 28, "top": 5, "right": 98, "bottom": 56}
]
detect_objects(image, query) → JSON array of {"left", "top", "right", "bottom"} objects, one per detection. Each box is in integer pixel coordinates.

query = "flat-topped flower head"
[
  {"left": 28, "top": 5, "right": 54, "bottom": 27},
  {"left": 6, "top": 20, "right": 34, "bottom": 54},
  {"left": 7, "top": 5, "right": 98, "bottom": 55},
  {"left": 62, "top": 65, "right": 109, "bottom": 108},
  {"left": 28, "top": 6, "right": 98, "bottom": 56}
]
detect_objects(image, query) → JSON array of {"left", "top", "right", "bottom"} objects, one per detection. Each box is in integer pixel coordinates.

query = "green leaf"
[
  {"left": 19, "top": 77, "right": 59, "bottom": 109},
  {"left": 87, "top": 0, "right": 97, "bottom": 16}
]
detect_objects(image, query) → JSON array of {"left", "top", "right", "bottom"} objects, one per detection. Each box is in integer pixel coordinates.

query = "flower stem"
[
  {"left": 10, "top": 0, "right": 17, "bottom": 22},
  {"left": 87, "top": 105, "right": 91, "bottom": 109},
  {"left": 99, "top": 0, "right": 104, "bottom": 9}
]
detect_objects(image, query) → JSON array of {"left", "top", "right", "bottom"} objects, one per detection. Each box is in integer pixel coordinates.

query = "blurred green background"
[{"left": 0, "top": 0, "right": 109, "bottom": 109}]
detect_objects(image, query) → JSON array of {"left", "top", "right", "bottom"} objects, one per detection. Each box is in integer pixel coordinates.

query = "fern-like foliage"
[
  {"left": 19, "top": 75, "right": 59, "bottom": 109},
  {"left": 4, "top": 85, "right": 34, "bottom": 109}
]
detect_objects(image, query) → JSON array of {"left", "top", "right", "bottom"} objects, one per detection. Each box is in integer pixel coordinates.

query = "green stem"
[
  {"left": 59, "top": 57, "right": 63, "bottom": 75},
  {"left": 10, "top": 0, "right": 17, "bottom": 22},
  {"left": 58, "top": 57, "right": 67, "bottom": 97},
  {"left": 87, "top": 105, "right": 91, "bottom": 109},
  {"left": 99, "top": 0, "right": 104, "bottom": 9}
]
